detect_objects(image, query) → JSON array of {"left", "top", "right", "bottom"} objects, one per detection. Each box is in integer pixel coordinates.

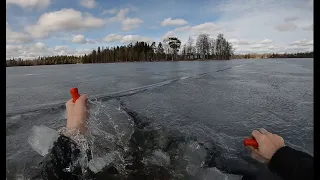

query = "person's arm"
[
  {"left": 247, "top": 128, "right": 313, "bottom": 180},
  {"left": 268, "top": 146, "right": 313, "bottom": 180},
  {"left": 40, "top": 94, "right": 93, "bottom": 180}
]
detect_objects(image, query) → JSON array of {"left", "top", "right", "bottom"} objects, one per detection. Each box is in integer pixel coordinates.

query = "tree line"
[
  {"left": 6, "top": 33, "right": 313, "bottom": 67},
  {"left": 6, "top": 33, "right": 233, "bottom": 67},
  {"left": 232, "top": 51, "right": 313, "bottom": 59},
  {"left": 269, "top": 52, "right": 313, "bottom": 58}
]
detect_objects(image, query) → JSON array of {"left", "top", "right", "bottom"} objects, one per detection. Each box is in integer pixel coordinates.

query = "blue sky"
[{"left": 6, "top": 0, "right": 313, "bottom": 59}]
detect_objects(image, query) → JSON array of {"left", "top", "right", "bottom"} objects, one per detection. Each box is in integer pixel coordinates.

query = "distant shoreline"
[
  {"left": 6, "top": 57, "right": 313, "bottom": 67},
  {"left": 6, "top": 34, "right": 313, "bottom": 67}
]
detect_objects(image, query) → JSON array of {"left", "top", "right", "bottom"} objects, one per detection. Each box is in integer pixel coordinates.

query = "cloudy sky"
[{"left": 6, "top": 0, "right": 313, "bottom": 59}]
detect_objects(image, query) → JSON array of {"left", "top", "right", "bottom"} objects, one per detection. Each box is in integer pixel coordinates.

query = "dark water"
[{"left": 6, "top": 59, "right": 313, "bottom": 179}]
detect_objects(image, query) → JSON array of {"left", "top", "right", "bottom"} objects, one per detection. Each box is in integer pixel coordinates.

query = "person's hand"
[
  {"left": 66, "top": 94, "right": 89, "bottom": 134},
  {"left": 247, "top": 128, "right": 285, "bottom": 164}
]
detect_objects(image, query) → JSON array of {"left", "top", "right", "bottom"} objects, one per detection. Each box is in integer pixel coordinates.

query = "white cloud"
[
  {"left": 105, "top": 8, "right": 143, "bottom": 31},
  {"left": 162, "top": 26, "right": 189, "bottom": 39},
  {"left": 161, "top": 18, "right": 188, "bottom": 26},
  {"left": 266, "top": 45, "right": 276, "bottom": 50},
  {"left": 33, "top": 42, "right": 47, "bottom": 50},
  {"left": 25, "top": 9, "right": 106, "bottom": 38},
  {"left": 6, "top": 43, "right": 92, "bottom": 59},
  {"left": 228, "top": 39, "right": 238, "bottom": 44},
  {"left": 122, "top": 18, "right": 143, "bottom": 31},
  {"left": 168, "top": 26, "right": 191, "bottom": 35},
  {"left": 282, "top": 39, "right": 313, "bottom": 53},
  {"left": 290, "top": 39, "right": 313, "bottom": 46},
  {"left": 192, "top": 23, "right": 220, "bottom": 34},
  {"left": 71, "top": 34, "right": 96, "bottom": 44},
  {"left": 7, "top": 42, "right": 48, "bottom": 59},
  {"left": 284, "top": 16, "right": 298, "bottom": 22},
  {"left": 102, "top": 34, "right": 152, "bottom": 44},
  {"left": 102, "top": 34, "right": 123, "bottom": 42},
  {"left": 238, "top": 40, "right": 250, "bottom": 45},
  {"left": 6, "top": 0, "right": 51, "bottom": 10},
  {"left": 72, "top": 34, "right": 87, "bottom": 44},
  {"left": 120, "top": 35, "right": 152, "bottom": 44},
  {"left": 234, "top": 38, "right": 313, "bottom": 54},
  {"left": 228, "top": 38, "right": 251, "bottom": 45},
  {"left": 80, "top": 0, "right": 96, "bottom": 9},
  {"left": 6, "top": 45, "right": 23, "bottom": 56},
  {"left": 54, "top": 45, "right": 68, "bottom": 51},
  {"left": 117, "top": 8, "right": 130, "bottom": 20},
  {"left": 7, "top": 0, "right": 313, "bottom": 58},
  {"left": 6, "top": 23, "right": 32, "bottom": 44},
  {"left": 260, "top": 39, "right": 272, "bottom": 44},
  {"left": 102, "top": 8, "right": 117, "bottom": 15},
  {"left": 163, "top": 23, "right": 219, "bottom": 38},
  {"left": 107, "top": 8, "right": 130, "bottom": 22},
  {"left": 250, "top": 44, "right": 265, "bottom": 49},
  {"left": 162, "top": 22, "right": 221, "bottom": 43},
  {"left": 274, "top": 23, "right": 297, "bottom": 32},
  {"left": 6, "top": 33, "right": 153, "bottom": 59},
  {"left": 206, "top": 0, "right": 312, "bottom": 53},
  {"left": 303, "top": 24, "right": 313, "bottom": 31}
]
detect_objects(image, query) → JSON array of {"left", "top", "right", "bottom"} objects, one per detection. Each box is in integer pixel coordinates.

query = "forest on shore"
[{"left": 6, "top": 33, "right": 313, "bottom": 67}]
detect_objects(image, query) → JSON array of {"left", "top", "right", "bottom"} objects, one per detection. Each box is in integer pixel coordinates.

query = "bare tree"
[
  {"left": 196, "top": 34, "right": 210, "bottom": 59},
  {"left": 225, "top": 41, "right": 234, "bottom": 60},
  {"left": 209, "top": 38, "right": 215, "bottom": 59},
  {"left": 186, "top": 36, "right": 194, "bottom": 59},
  {"left": 156, "top": 42, "right": 164, "bottom": 60},
  {"left": 215, "top": 34, "right": 223, "bottom": 59},
  {"left": 214, "top": 33, "right": 233, "bottom": 60},
  {"left": 162, "top": 38, "right": 171, "bottom": 60},
  {"left": 150, "top": 42, "right": 156, "bottom": 61},
  {"left": 182, "top": 44, "right": 187, "bottom": 59}
]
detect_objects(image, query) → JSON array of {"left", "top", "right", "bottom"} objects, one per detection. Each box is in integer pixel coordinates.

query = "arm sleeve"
[
  {"left": 40, "top": 135, "right": 84, "bottom": 180},
  {"left": 268, "top": 146, "right": 313, "bottom": 180},
  {"left": 40, "top": 128, "right": 93, "bottom": 180}
]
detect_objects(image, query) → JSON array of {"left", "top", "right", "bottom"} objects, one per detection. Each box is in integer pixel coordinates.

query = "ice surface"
[
  {"left": 202, "top": 167, "right": 242, "bottom": 180},
  {"left": 28, "top": 125, "right": 59, "bottom": 156}
]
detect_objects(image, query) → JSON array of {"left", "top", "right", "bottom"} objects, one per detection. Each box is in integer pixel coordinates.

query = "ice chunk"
[
  {"left": 153, "top": 150, "right": 170, "bottom": 166},
  {"left": 142, "top": 149, "right": 170, "bottom": 167},
  {"left": 28, "top": 125, "right": 59, "bottom": 156},
  {"left": 88, "top": 151, "right": 123, "bottom": 173},
  {"left": 88, "top": 157, "right": 110, "bottom": 173},
  {"left": 186, "top": 163, "right": 199, "bottom": 176},
  {"left": 183, "top": 141, "right": 207, "bottom": 165},
  {"left": 189, "top": 141, "right": 201, "bottom": 150}
]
